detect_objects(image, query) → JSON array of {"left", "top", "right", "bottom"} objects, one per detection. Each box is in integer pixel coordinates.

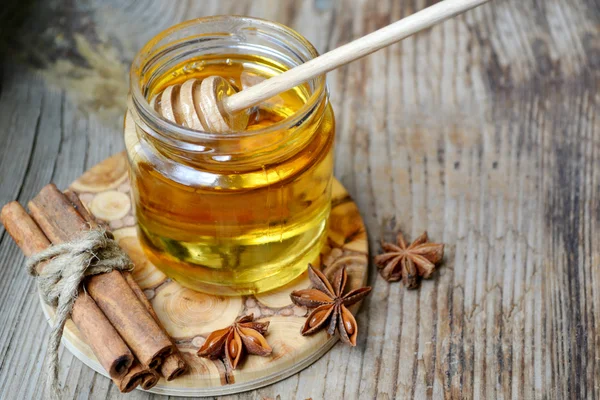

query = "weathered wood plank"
[{"left": 0, "top": 0, "right": 598, "bottom": 399}]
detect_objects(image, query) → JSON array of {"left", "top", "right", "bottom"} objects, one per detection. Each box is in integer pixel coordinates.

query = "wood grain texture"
[
  {"left": 46, "top": 155, "right": 368, "bottom": 396},
  {"left": 0, "top": 0, "right": 598, "bottom": 399}
]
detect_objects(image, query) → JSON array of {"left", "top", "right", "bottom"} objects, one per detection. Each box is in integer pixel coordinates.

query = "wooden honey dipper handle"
[
  {"left": 151, "top": 0, "right": 489, "bottom": 133},
  {"left": 223, "top": 0, "right": 489, "bottom": 114}
]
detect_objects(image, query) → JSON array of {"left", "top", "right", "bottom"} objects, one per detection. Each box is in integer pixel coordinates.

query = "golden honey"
[{"left": 126, "top": 17, "right": 334, "bottom": 295}]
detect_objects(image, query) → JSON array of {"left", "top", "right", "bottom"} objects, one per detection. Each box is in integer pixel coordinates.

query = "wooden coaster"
[{"left": 39, "top": 152, "right": 369, "bottom": 397}]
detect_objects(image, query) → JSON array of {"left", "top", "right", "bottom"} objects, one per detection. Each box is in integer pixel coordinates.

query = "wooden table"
[{"left": 0, "top": 1, "right": 598, "bottom": 399}]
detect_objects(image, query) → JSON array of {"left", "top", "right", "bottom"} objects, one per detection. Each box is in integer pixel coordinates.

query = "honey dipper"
[{"left": 153, "top": 0, "right": 489, "bottom": 133}]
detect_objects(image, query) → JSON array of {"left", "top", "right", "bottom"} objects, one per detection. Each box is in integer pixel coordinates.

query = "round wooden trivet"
[{"left": 39, "top": 152, "right": 369, "bottom": 397}]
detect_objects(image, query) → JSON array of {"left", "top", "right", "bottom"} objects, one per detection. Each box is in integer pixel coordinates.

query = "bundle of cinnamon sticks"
[{"left": 0, "top": 184, "right": 188, "bottom": 393}]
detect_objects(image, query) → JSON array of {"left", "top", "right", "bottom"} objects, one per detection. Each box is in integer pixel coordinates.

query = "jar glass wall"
[{"left": 126, "top": 16, "right": 335, "bottom": 295}]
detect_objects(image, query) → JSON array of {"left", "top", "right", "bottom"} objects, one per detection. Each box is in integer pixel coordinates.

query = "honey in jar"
[{"left": 125, "top": 16, "right": 335, "bottom": 295}]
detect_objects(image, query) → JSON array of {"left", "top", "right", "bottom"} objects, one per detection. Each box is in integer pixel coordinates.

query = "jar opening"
[{"left": 129, "top": 15, "right": 326, "bottom": 143}]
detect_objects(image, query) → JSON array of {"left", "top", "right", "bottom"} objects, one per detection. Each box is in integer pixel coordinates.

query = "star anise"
[
  {"left": 374, "top": 231, "right": 444, "bottom": 288},
  {"left": 290, "top": 264, "right": 371, "bottom": 346},
  {"left": 197, "top": 314, "right": 271, "bottom": 369}
]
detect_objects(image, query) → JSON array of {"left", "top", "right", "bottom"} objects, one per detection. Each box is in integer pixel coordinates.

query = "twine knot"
[{"left": 27, "top": 229, "right": 133, "bottom": 400}]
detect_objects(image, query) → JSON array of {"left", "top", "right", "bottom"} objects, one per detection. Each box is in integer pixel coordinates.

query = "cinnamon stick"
[
  {"left": 0, "top": 202, "right": 134, "bottom": 379},
  {"left": 28, "top": 184, "right": 174, "bottom": 369},
  {"left": 158, "top": 351, "right": 188, "bottom": 381},
  {"left": 64, "top": 190, "right": 108, "bottom": 230},
  {"left": 114, "top": 361, "right": 154, "bottom": 393},
  {"left": 123, "top": 272, "right": 188, "bottom": 381},
  {"left": 66, "top": 188, "right": 189, "bottom": 382},
  {"left": 140, "top": 369, "right": 160, "bottom": 390}
]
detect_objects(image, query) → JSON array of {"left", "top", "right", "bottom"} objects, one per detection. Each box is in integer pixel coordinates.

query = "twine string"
[{"left": 26, "top": 230, "right": 133, "bottom": 400}]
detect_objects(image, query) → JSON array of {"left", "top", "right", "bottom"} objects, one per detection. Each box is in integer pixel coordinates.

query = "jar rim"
[{"left": 129, "top": 15, "right": 327, "bottom": 141}]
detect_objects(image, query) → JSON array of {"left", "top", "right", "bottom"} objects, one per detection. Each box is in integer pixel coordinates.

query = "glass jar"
[{"left": 125, "top": 16, "right": 335, "bottom": 295}]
